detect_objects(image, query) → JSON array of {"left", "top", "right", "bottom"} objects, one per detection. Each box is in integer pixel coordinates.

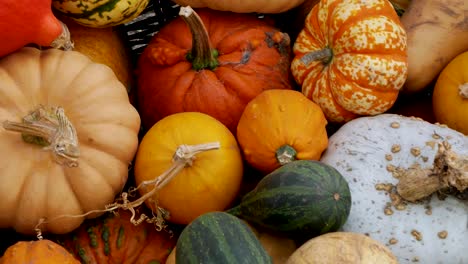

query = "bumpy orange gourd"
[
  {"left": 0, "top": 239, "right": 79, "bottom": 264},
  {"left": 291, "top": 0, "right": 408, "bottom": 123},
  {"left": 137, "top": 6, "right": 292, "bottom": 132},
  {"left": 0, "top": 48, "right": 140, "bottom": 235},
  {"left": 237, "top": 89, "right": 328, "bottom": 173},
  {"left": 433, "top": 51, "right": 468, "bottom": 135},
  {"left": 56, "top": 210, "right": 177, "bottom": 264},
  {"left": 0, "top": 0, "right": 71, "bottom": 57},
  {"left": 134, "top": 112, "right": 243, "bottom": 225}
]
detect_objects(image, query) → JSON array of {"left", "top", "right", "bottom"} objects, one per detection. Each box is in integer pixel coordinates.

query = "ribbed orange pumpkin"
[
  {"left": 137, "top": 7, "right": 293, "bottom": 132},
  {"left": 0, "top": 239, "right": 79, "bottom": 264},
  {"left": 291, "top": 0, "right": 408, "bottom": 123},
  {"left": 237, "top": 89, "right": 328, "bottom": 173}
]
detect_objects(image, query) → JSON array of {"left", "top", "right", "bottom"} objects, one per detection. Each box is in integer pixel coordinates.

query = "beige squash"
[{"left": 0, "top": 47, "right": 140, "bottom": 235}]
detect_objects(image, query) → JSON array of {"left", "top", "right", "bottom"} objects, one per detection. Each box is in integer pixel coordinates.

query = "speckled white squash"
[
  {"left": 291, "top": 0, "right": 408, "bottom": 123},
  {"left": 320, "top": 114, "right": 467, "bottom": 264}
]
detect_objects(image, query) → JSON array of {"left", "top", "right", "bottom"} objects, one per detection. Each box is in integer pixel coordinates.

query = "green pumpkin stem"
[
  {"left": 180, "top": 6, "right": 219, "bottom": 71},
  {"left": 276, "top": 144, "right": 298, "bottom": 165},
  {"left": 300, "top": 47, "right": 333, "bottom": 66}
]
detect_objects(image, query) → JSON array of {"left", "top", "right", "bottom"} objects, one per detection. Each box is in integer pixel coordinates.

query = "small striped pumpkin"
[{"left": 52, "top": 0, "right": 150, "bottom": 28}]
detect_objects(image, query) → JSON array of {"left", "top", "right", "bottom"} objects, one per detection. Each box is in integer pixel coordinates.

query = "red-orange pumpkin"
[
  {"left": 136, "top": 6, "right": 293, "bottom": 132},
  {"left": 0, "top": 0, "right": 71, "bottom": 57}
]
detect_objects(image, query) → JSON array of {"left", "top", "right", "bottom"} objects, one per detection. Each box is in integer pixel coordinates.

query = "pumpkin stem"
[
  {"left": 300, "top": 47, "right": 333, "bottom": 66},
  {"left": 396, "top": 141, "right": 468, "bottom": 202},
  {"left": 33, "top": 142, "right": 220, "bottom": 238},
  {"left": 179, "top": 6, "right": 219, "bottom": 71},
  {"left": 459, "top": 83, "right": 468, "bottom": 99},
  {"left": 50, "top": 21, "right": 74, "bottom": 51},
  {"left": 276, "top": 144, "right": 297, "bottom": 165},
  {"left": 2, "top": 105, "right": 80, "bottom": 167}
]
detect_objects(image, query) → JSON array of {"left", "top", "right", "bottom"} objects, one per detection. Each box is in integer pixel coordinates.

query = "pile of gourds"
[{"left": 0, "top": 0, "right": 467, "bottom": 263}]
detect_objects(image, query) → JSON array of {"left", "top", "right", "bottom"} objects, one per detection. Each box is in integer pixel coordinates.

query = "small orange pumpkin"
[
  {"left": 433, "top": 51, "right": 468, "bottom": 135},
  {"left": 134, "top": 112, "right": 244, "bottom": 225},
  {"left": 0, "top": 239, "right": 79, "bottom": 264},
  {"left": 291, "top": 0, "right": 408, "bottom": 123},
  {"left": 237, "top": 89, "right": 328, "bottom": 173}
]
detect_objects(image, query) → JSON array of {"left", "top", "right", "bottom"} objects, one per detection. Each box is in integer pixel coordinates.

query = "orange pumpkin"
[
  {"left": 137, "top": 6, "right": 293, "bottom": 132},
  {"left": 433, "top": 51, "right": 468, "bottom": 135},
  {"left": 0, "top": 0, "right": 72, "bottom": 57},
  {"left": 237, "top": 89, "right": 328, "bottom": 173},
  {"left": 134, "top": 112, "right": 244, "bottom": 225},
  {"left": 56, "top": 210, "right": 177, "bottom": 264},
  {"left": 291, "top": 0, "right": 408, "bottom": 123},
  {"left": 0, "top": 239, "right": 79, "bottom": 264}
]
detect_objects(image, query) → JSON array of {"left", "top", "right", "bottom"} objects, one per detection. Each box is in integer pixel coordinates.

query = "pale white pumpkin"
[
  {"left": 320, "top": 114, "right": 467, "bottom": 264},
  {"left": 0, "top": 47, "right": 141, "bottom": 235}
]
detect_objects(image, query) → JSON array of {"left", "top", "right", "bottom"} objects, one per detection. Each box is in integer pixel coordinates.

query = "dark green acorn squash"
[
  {"left": 227, "top": 160, "right": 352, "bottom": 241},
  {"left": 176, "top": 212, "right": 272, "bottom": 264}
]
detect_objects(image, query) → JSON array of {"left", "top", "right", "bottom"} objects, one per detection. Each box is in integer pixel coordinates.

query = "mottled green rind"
[
  {"left": 176, "top": 212, "right": 272, "bottom": 264},
  {"left": 227, "top": 160, "right": 352, "bottom": 240}
]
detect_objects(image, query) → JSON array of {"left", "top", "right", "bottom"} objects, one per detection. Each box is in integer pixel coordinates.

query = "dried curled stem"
[
  {"left": 397, "top": 141, "right": 468, "bottom": 202},
  {"left": 3, "top": 105, "right": 80, "bottom": 167},
  {"left": 34, "top": 142, "right": 220, "bottom": 240}
]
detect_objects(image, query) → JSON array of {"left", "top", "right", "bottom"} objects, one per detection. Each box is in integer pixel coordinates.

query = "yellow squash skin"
[
  {"left": 52, "top": 0, "right": 150, "bottom": 28},
  {"left": 433, "top": 51, "right": 468, "bottom": 135},
  {"left": 134, "top": 112, "right": 243, "bottom": 225},
  {"left": 0, "top": 48, "right": 140, "bottom": 235},
  {"left": 291, "top": 0, "right": 408, "bottom": 123}
]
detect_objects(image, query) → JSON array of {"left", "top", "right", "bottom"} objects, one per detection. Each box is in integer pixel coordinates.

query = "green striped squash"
[
  {"left": 176, "top": 212, "right": 272, "bottom": 264},
  {"left": 52, "top": 0, "right": 150, "bottom": 28},
  {"left": 228, "top": 160, "right": 352, "bottom": 241}
]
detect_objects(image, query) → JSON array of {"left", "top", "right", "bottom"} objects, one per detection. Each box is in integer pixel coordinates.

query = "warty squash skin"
[
  {"left": 137, "top": 7, "right": 293, "bottom": 132},
  {"left": 0, "top": 47, "right": 141, "bottom": 235},
  {"left": 320, "top": 114, "right": 468, "bottom": 264},
  {"left": 291, "top": 0, "right": 408, "bottom": 123}
]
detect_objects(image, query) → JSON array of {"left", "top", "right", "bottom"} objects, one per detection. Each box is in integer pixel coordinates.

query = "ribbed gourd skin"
[
  {"left": 228, "top": 160, "right": 352, "bottom": 240},
  {"left": 175, "top": 212, "right": 272, "bottom": 264},
  {"left": 52, "top": 0, "right": 151, "bottom": 28}
]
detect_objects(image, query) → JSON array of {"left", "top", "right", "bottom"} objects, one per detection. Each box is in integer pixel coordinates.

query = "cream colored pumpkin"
[
  {"left": 171, "top": 0, "right": 306, "bottom": 13},
  {"left": 0, "top": 47, "right": 141, "bottom": 235}
]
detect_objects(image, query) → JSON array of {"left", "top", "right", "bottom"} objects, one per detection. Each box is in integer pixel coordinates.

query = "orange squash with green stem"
[
  {"left": 291, "top": 0, "right": 408, "bottom": 123},
  {"left": 237, "top": 89, "right": 328, "bottom": 174}
]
